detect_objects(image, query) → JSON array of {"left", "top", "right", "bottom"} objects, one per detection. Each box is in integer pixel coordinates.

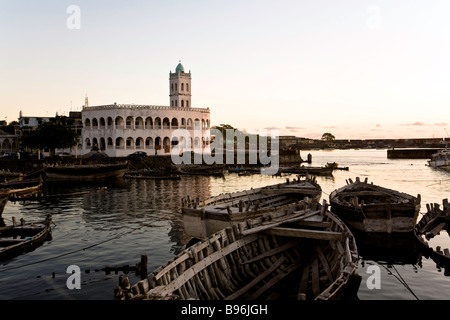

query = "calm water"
[{"left": 1, "top": 149, "right": 449, "bottom": 300}]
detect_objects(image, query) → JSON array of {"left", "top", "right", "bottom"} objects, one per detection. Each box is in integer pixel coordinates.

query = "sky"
[{"left": 1, "top": 0, "right": 449, "bottom": 140}]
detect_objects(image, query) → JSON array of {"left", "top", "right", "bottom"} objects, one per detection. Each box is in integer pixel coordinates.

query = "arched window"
[
  {"left": 145, "top": 137, "right": 153, "bottom": 149},
  {"left": 181, "top": 83, "right": 184, "bottom": 91},
  {"left": 155, "top": 117, "right": 161, "bottom": 129},
  {"left": 84, "top": 119, "right": 91, "bottom": 128},
  {"left": 163, "top": 117, "right": 170, "bottom": 129},
  {"left": 107, "top": 137, "right": 113, "bottom": 148},
  {"left": 171, "top": 83, "right": 174, "bottom": 91},
  {"left": 99, "top": 138, "right": 106, "bottom": 150},
  {"left": 175, "top": 83, "right": 178, "bottom": 91},
  {"left": 135, "top": 117, "right": 144, "bottom": 129},
  {"left": 181, "top": 100, "right": 184, "bottom": 107},
  {"left": 126, "top": 137, "right": 135, "bottom": 149},
  {"left": 107, "top": 117, "right": 113, "bottom": 128},
  {"left": 115, "top": 116, "right": 124, "bottom": 128},
  {"left": 136, "top": 137, "right": 144, "bottom": 149},
  {"left": 186, "top": 100, "right": 189, "bottom": 108},
  {"left": 115, "top": 137, "right": 124, "bottom": 149},
  {"left": 175, "top": 100, "right": 178, "bottom": 107},
  {"left": 194, "top": 118, "right": 201, "bottom": 130},
  {"left": 99, "top": 117, "right": 106, "bottom": 127},
  {"left": 126, "top": 116, "right": 133, "bottom": 129},
  {"left": 145, "top": 117, "right": 153, "bottom": 129},
  {"left": 171, "top": 118, "right": 179, "bottom": 128},
  {"left": 155, "top": 137, "right": 162, "bottom": 150},
  {"left": 186, "top": 83, "right": 189, "bottom": 91}
]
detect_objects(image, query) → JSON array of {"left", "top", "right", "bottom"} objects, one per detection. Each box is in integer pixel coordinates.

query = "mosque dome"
[{"left": 175, "top": 61, "right": 185, "bottom": 73}]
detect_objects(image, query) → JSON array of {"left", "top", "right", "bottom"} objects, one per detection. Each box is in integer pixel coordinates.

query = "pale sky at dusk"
[{"left": 1, "top": 0, "right": 449, "bottom": 139}]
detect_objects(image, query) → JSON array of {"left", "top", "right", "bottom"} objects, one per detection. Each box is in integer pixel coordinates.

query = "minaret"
[
  {"left": 84, "top": 94, "right": 89, "bottom": 109},
  {"left": 169, "top": 61, "right": 191, "bottom": 108}
]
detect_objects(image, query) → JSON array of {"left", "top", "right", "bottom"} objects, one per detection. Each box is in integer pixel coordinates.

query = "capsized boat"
[
  {"left": 114, "top": 200, "right": 360, "bottom": 300},
  {"left": 329, "top": 177, "right": 421, "bottom": 233},
  {"left": 181, "top": 176, "right": 322, "bottom": 239}
]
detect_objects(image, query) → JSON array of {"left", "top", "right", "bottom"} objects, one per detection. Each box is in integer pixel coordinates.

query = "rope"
[
  {"left": 0, "top": 216, "right": 170, "bottom": 273},
  {"left": 379, "top": 264, "right": 419, "bottom": 300}
]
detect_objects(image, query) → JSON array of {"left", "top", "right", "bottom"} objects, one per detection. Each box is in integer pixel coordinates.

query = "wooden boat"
[
  {"left": 181, "top": 176, "right": 322, "bottom": 239},
  {"left": 414, "top": 199, "right": 450, "bottom": 267},
  {"left": 0, "top": 195, "right": 7, "bottom": 217},
  {"left": 279, "top": 166, "right": 333, "bottom": 176},
  {"left": 0, "top": 214, "right": 52, "bottom": 261},
  {"left": 329, "top": 177, "right": 421, "bottom": 233},
  {"left": 44, "top": 162, "right": 128, "bottom": 181},
  {"left": 124, "top": 172, "right": 181, "bottom": 180},
  {"left": 0, "top": 177, "right": 42, "bottom": 190},
  {"left": 8, "top": 186, "right": 107, "bottom": 202},
  {"left": 0, "top": 178, "right": 43, "bottom": 210},
  {"left": 427, "top": 148, "right": 450, "bottom": 172},
  {"left": 326, "top": 162, "right": 349, "bottom": 171},
  {"left": 177, "top": 165, "right": 225, "bottom": 177},
  {"left": 114, "top": 200, "right": 360, "bottom": 300}
]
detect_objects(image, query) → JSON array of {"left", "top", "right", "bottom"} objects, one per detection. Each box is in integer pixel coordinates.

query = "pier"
[{"left": 387, "top": 148, "right": 442, "bottom": 159}]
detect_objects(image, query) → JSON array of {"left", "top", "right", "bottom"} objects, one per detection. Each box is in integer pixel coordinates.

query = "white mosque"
[{"left": 81, "top": 62, "right": 211, "bottom": 157}]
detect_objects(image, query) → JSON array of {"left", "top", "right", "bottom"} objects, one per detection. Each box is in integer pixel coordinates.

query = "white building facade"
[{"left": 81, "top": 62, "right": 211, "bottom": 157}]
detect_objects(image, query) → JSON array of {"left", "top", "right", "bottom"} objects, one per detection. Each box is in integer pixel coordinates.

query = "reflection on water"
[{"left": 0, "top": 149, "right": 449, "bottom": 300}]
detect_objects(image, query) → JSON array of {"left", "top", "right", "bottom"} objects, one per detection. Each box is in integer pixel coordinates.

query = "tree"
[
  {"left": 21, "top": 122, "right": 79, "bottom": 157},
  {"left": 321, "top": 132, "right": 335, "bottom": 142}
]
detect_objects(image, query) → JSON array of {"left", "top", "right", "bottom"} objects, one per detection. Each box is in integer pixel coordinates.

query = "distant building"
[
  {"left": 18, "top": 110, "right": 83, "bottom": 156},
  {"left": 0, "top": 128, "right": 19, "bottom": 155},
  {"left": 81, "top": 62, "right": 211, "bottom": 157}
]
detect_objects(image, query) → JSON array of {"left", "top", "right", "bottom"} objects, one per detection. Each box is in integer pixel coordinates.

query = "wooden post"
[{"left": 386, "top": 202, "right": 392, "bottom": 233}]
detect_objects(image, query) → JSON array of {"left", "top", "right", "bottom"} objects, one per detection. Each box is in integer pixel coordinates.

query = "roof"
[{"left": 175, "top": 62, "right": 185, "bottom": 73}]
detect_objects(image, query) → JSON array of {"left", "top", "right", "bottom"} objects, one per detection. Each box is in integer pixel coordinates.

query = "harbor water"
[{"left": 0, "top": 149, "right": 449, "bottom": 300}]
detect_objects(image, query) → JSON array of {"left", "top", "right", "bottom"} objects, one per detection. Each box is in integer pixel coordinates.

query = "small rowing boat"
[
  {"left": 44, "top": 162, "right": 128, "bottom": 181},
  {"left": 181, "top": 177, "right": 322, "bottom": 239},
  {"left": 329, "top": 177, "right": 421, "bottom": 233},
  {"left": 0, "top": 215, "right": 52, "bottom": 261}
]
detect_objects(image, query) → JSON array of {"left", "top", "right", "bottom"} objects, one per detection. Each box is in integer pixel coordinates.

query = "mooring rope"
[
  {"left": 380, "top": 264, "right": 419, "bottom": 300},
  {"left": 0, "top": 215, "right": 171, "bottom": 273}
]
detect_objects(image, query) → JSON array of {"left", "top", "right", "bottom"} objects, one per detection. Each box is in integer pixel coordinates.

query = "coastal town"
[{"left": 1, "top": 2, "right": 450, "bottom": 312}]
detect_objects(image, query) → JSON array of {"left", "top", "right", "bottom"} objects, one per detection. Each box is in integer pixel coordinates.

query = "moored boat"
[
  {"left": 280, "top": 166, "right": 333, "bottom": 176},
  {"left": 0, "top": 196, "right": 7, "bottom": 217},
  {"left": 181, "top": 176, "right": 322, "bottom": 239},
  {"left": 44, "top": 162, "right": 128, "bottom": 181},
  {"left": 114, "top": 200, "right": 360, "bottom": 300},
  {"left": 428, "top": 148, "right": 450, "bottom": 172},
  {"left": 329, "top": 177, "right": 421, "bottom": 233},
  {"left": 0, "top": 214, "right": 52, "bottom": 261},
  {"left": 0, "top": 178, "right": 43, "bottom": 212}
]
